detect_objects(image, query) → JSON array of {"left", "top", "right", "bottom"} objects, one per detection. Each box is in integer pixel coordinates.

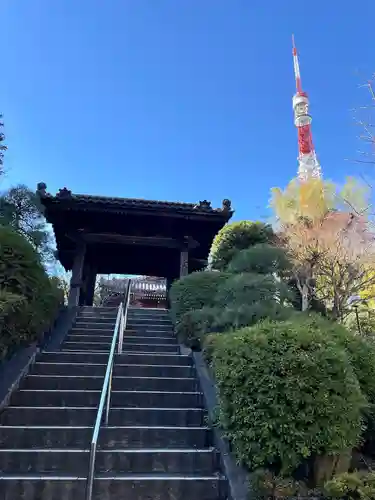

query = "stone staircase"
[{"left": 0, "top": 306, "right": 228, "bottom": 499}]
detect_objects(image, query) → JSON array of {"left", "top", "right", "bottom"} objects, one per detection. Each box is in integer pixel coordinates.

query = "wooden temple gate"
[{"left": 36, "top": 183, "right": 233, "bottom": 308}]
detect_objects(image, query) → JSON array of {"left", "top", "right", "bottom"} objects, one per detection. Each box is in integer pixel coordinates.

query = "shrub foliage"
[
  {"left": 0, "top": 226, "right": 63, "bottom": 359},
  {"left": 210, "top": 318, "right": 365, "bottom": 474},
  {"left": 169, "top": 271, "right": 229, "bottom": 325},
  {"left": 175, "top": 307, "right": 221, "bottom": 350},
  {"left": 209, "top": 221, "right": 274, "bottom": 271}
]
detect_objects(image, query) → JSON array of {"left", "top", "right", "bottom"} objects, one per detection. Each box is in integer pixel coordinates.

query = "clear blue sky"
[{"left": 1, "top": 0, "right": 374, "bottom": 221}]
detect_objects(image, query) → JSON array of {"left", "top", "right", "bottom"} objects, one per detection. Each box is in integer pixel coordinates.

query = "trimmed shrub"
[
  {"left": 0, "top": 227, "right": 64, "bottom": 360},
  {"left": 215, "top": 302, "right": 294, "bottom": 332},
  {"left": 290, "top": 313, "right": 375, "bottom": 404},
  {"left": 0, "top": 225, "right": 47, "bottom": 298},
  {"left": 252, "top": 469, "right": 322, "bottom": 499},
  {"left": 169, "top": 271, "right": 230, "bottom": 324},
  {"left": 215, "top": 272, "right": 292, "bottom": 308},
  {"left": 324, "top": 471, "right": 375, "bottom": 499},
  {"left": 228, "top": 244, "right": 291, "bottom": 275},
  {"left": 175, "top": 307, "right": 221, "bottom": 350},
  {"left": 209, "top": 221, "right": 274, "bottom": 271},
  {"left": 210, "top": 318, "right": 365, "bottom": 475}
]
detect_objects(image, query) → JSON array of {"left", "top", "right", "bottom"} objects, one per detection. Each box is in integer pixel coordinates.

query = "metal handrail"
[
  {"left": 85, "top": 279, "right": 132, "bottom": 500},
  {"left": 118, "top": 279, "right": 132, "bottom": 355}
]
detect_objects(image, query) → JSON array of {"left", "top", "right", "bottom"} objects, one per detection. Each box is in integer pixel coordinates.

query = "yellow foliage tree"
[
  {"left": 271, "top": 175, "right": 374, "bottom": 316},
  {"left": 270, "top": 176, "right": 370, "bottom": 226}
]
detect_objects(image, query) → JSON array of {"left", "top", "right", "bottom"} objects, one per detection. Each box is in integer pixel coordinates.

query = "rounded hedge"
[
  {"left": 0, "top": 225, "right": 47, "bottom": 298},
  {"left": 169, "top": 271, "right": 230, "bottom": 325},
  {"left": 210, "top": 318, "right": 365, "bottom": 475},
  {"left": 209, "top": 221, "right": 274, "bottom": 271},
  {"left": 227, "top": 244, "right": 291, "bottom": 275},
  {"left": 0, "top": 226, "right": 64, "bottom": 359},
  {"left": 175, "top": 307, "right": 221, "bottom": 350},
  {"left": 215, "top": 272, "right": 292, "bottom": 308},
  {"left": 290, "top": 313, "right": 375, "bottom": 404}
]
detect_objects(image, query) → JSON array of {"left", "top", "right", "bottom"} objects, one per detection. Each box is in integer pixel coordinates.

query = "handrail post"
[
  {"left": 118, "top": 304, "right": 124, "bottom": 355},
  {"left": 118, "top": 279, "right": 131, "bottom": 355},
  {"left": 105, "top": 363, "right": 113, "bottom": 426},
  {"left": 86, "top": 440, "right": 97, "bottom": 500}
]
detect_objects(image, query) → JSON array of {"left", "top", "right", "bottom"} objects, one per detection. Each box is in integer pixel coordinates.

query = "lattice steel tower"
[{"left": 292, "top": 36, "right": 321, "bottom": 180}]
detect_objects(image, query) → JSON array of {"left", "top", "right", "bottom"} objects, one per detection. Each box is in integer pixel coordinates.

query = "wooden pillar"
[
  {"left": 79, "top": 263, "right": 88, "bottom": 307},
  {"left": 85, "top": 268, "right": 97, "bottom": 306},
  {"left": 68, "top": 242, "right": 86, "bottom": 308},
  {"left": 166, "top": 277, "right": 174, "bottom": 309},
  {"left": 180, "top": 248, "right": 189, "bottom": 278}
]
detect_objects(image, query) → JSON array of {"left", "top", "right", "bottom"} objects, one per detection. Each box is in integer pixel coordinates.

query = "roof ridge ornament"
[
  {"left": 57, "top": 187, "right": 72, "bottom": 199},
  {"left": 222, "top": 199, "right": 232, "bottom": 213},
  {"left": 194, "top": 200, "right": 212, "bottom": 210},
  {"left": 36, "top": 182, "right": 48, "bottom": 198}
]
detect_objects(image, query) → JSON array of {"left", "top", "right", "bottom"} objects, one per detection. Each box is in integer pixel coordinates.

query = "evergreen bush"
[
  {"left": 290, "top": 313, "right": 375, "bottom": 404},
  {"left": 175, "top": 307, "right": 221, "bottom": 350},
  {"left": 209, "top": 221, "right": 274, "bottom": 271},
  {"left": 324, "top": 471, "right": 375, "bottom": 499},
  {"left": 227, "top": 244, "right": 291, "bottom": 275},
  {"left": 0, "top": 226, "right": 64, "bottom": 360},
  {"left": 210, "top": 318, "right": 365, "bottom": 475},
  {"left": 169, "top": 271, "right": 230, "bottom": 324}
]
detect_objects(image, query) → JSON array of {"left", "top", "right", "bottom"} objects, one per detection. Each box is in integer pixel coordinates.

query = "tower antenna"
[{"left": 292, "top": 36, "right": 321, "bottom": 180}]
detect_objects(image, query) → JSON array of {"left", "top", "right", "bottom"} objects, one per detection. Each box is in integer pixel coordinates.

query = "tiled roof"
[{"left": 37, "top": 183, "right": 232, "bottom": 215}]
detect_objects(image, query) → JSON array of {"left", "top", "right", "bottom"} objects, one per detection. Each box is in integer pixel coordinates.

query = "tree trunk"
[{"left": 297, "top": 281, "right": 310, "bottom": 311}]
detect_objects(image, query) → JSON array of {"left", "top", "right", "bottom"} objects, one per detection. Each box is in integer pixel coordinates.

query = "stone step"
[
  {"left": 0, "top": 407, "right": 205, "bottom": 427},
  {"left": 65, "top": 334, "right": 115, "bottom": 342},
  {"left": 122, "top": 336, "right": 177, "bottom": 346},
  {"left": 61, "top": 341, "right": 180, "bottom": 354},
  {"left": 124, "top": 328, "right": 175, "bottom": 338},
  {"left": 77, "top": 315, "right": 118, "bottom": 322},
  {"left": 31, "top": 362, "right": 194, "bottom": 378},
  {"left": 127, "top": 323, "right": 174, "bottom": 332},
  {"left": 74, "top": 321, "right": 118, "bottom": 330},
  {"left": 0, "top": 475, "right": 227, "bottom": 500},
  {"left": 81, "top": 306, "right": 118, "bottom": 312},
  {"left": 0, "top": 426, "right": 212, "bottom": 449},
  {"left": 75, "top": 316, "right": 117, "bottom": 324},
  {"left": 70, "top": 327, "right": 115, "bottom": 335},
  {"left": 10, "top": 390, "right": 204, "bottom": 408},
  {"left": 22, "top": 375, "right": 199, "bottom": 392},
  {"left": 129, "top": 307, "right": 169, "bottom": 314},
  {"left": 61, "top": 341, "right": 112, "bottom": 352},
  {"left": 0, "top": 449, "right": 218, "bottom": 475},
  {"left": 127, "top": 317, "right": 171, "bottom": 324},
  {"left": 37, "top": 351, "right": 192, "bottom": 366},
  {"left": 119, "top": 344, "right": 179, "bottom": 354}
]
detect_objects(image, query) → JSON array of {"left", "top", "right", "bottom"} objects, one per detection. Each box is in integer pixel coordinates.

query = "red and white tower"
[{"left": 292, "top": 36, "right": 321, "bottom": 180}]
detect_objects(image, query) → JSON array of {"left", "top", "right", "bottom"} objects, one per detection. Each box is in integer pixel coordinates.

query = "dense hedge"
[
  {"left": 324, "top": 471, "right": 375, "bottom": 499},
  {"left": 209, "top": 221, "right": 274, "bottom": 271},
  {"left": 297, "top": 314, "right": 375, "bottom": 459},
  {"left": 209, "top": 317, "right": 365, "bottom": 475},
  {"left": 175, "top": 307, "right": 221, "bottom": 350},
  {"left": 227, "top": 244, "right": 291, "bottom": 275},
  {"left": 169, "top": 271, "right": 230, "bottom": 325},
  {"left": 291, "top": 314, "right": 375, "bottom": 404},
  {"left": 0, "top": 226, "right": 64, "bottom": 360}
]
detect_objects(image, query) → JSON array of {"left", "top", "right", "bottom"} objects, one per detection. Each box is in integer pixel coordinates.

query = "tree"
[
  {"left": 0, "top": 114, "right": 7, "bottom": 174},
  {"left": 0, "top": 184, "right": 54, "bottom": 262},
  {"left": 270, "top": 176, "right": 370, "bottom": 226},
  {"left": 209, "top": 220, "right": 274, "bottom": 271},
  {"left": 270, "top": 175, "right": 373, "bottom": 315},
  {"left": 282, "top": 211, "right": 375, "bottom": 319}
]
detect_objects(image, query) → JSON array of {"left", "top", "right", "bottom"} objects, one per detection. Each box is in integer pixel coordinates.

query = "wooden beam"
[{"left": 81, "top": 232, "right": 199, "bottom": 249}]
